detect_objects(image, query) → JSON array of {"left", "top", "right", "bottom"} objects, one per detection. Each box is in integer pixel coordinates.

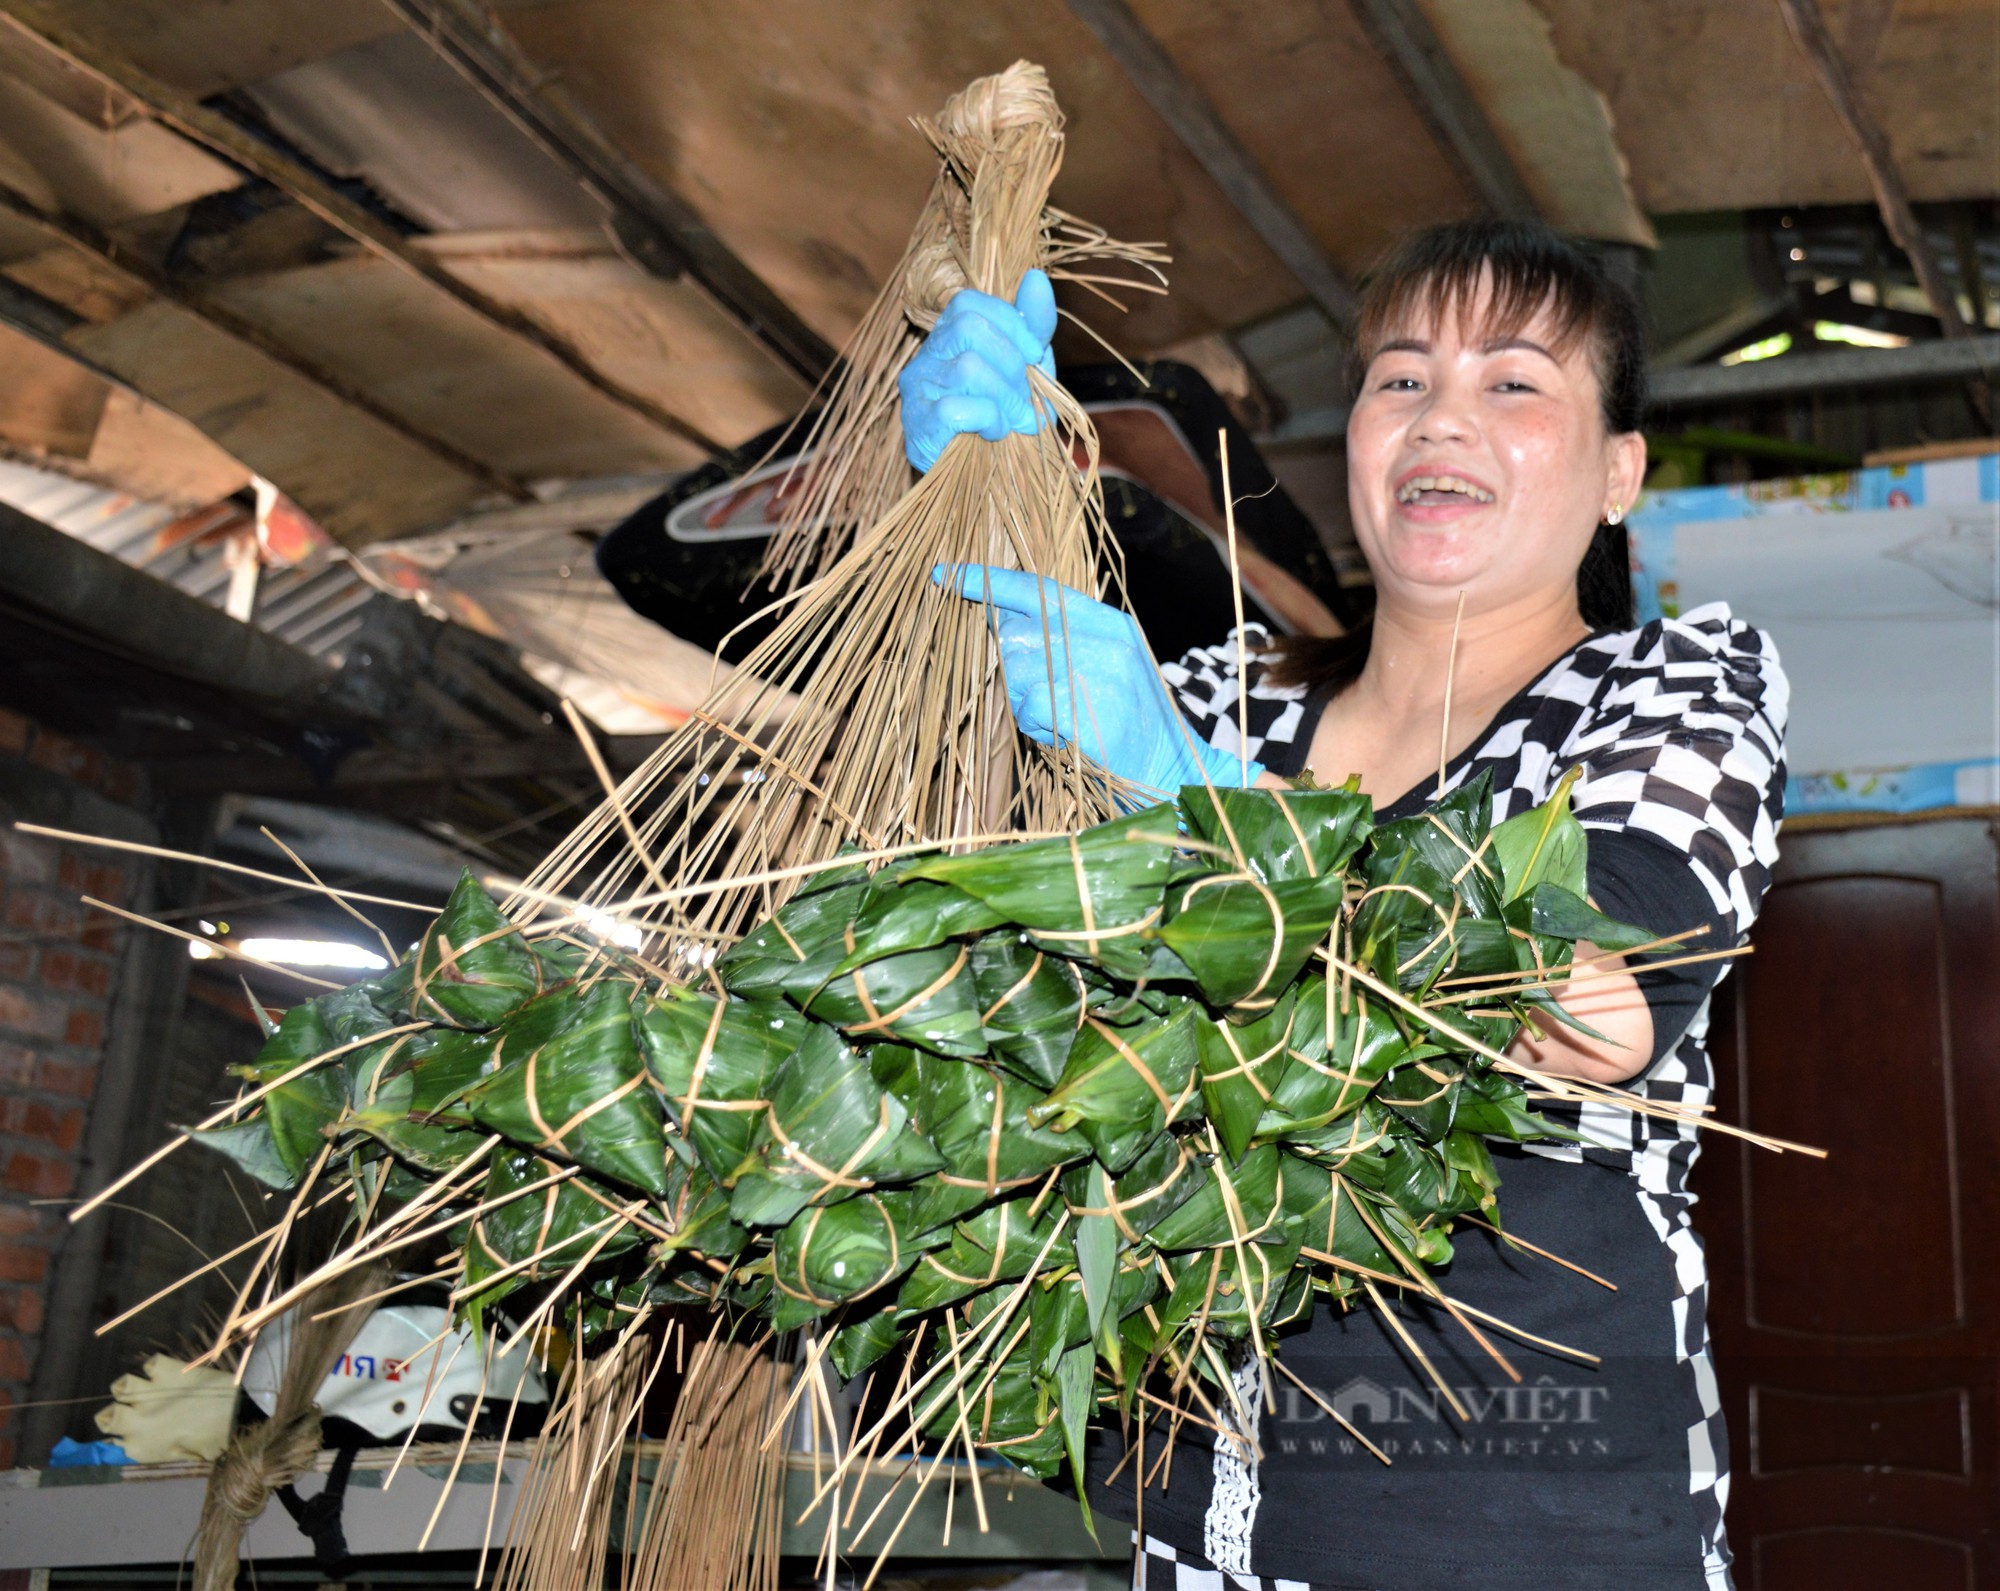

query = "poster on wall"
[{"left": 1629, "top": 456, "right": 1999, "bottom": 816}]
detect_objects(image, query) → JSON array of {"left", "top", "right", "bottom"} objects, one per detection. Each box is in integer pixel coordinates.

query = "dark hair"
[{"left": 1267, "top": 219, "right": 1644, "bottom": 693}]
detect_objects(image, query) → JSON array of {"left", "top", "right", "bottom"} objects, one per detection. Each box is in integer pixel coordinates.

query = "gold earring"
[{"left": 1605, "top": 503, "right": 1626, "bottom": 526}]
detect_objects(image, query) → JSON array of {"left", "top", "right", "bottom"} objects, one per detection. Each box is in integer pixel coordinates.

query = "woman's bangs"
[{"left": 1355, "top": 255, "right": 1596, "bottom": 370}]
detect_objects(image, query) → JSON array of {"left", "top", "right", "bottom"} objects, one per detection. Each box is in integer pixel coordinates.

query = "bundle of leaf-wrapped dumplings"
[{"left": 196, "top": 770, "right": 1658, "bottom": 1486}]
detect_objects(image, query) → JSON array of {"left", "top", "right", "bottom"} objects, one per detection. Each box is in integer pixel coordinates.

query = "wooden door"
[{"left": 1698, "top": 819, "right": 2000, "bottom": 1588}]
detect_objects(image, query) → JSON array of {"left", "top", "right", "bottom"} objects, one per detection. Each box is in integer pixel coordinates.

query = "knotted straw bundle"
[
  {"left": 513, "top": 61, "right": 1167, "bottom": 963},
  {"left": 191, "top": 1263, "right": 387, "bottom": 1591},
  {"left": 762, "top": 60, "right": 1167, "bottom": 588}
]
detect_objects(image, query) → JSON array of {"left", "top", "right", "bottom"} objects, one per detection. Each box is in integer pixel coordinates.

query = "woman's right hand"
[
  {"left": 936, "top": 564, "right": 1266, "bottom": 795},
  {"left": 898, "top": 271, "right": 1057, "bottom": 472}
]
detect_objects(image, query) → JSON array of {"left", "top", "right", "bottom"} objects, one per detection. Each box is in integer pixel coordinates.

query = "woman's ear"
[{"left": 1606, "top": 430, "right": 1647, "bottom": 520}]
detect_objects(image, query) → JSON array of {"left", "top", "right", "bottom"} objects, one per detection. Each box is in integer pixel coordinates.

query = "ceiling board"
[
  {"left": 425, "top": 232, "right": 808, "bottom": 447},
  {"left": 1418, "top": 0, "right": 1652, "bottom": 245},
  {"left": 0, "top": 320, "right": 105, "bottom": 455},
  {"left": 13, "top": 0, "right": 402, "bottom": 99},
  {"left": 242, "top": 32, "right": 608, "bottom": 235},
  {"left": 494, "top": 0, "right": 1313, "bottom": 355},
  {"left": 1539, "top": 0, "right": 2000, "bottom": 214},
  {"left": 202, "top": 251, "right": 710, "bottom": 479},
  {"left": 81, "top": 387, "right": 251, "bottom": 508},
  {"left": 3, "top": 241, "right": 151, "bottom": 321},
  {"left": 66, "top": 297, "right": 487, "bottom": 542},
  {"left": 0, "top": 68, "right": 239, "bottom": 228},
  {"left": 1131, "top": 0, "right": 1476, "bottom": 274}
]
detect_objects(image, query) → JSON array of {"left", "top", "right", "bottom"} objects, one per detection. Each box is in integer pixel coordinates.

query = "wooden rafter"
[
  {"left": 1775, "top": 0, "right": 1991, "bottom": 422},
  {"left": 1350, "top": 0, "right": 1541, "bottom": 222},
  {"left": 0, "top": 0, "right": 726, "bottom": 457},
  {"left": 1063, "top": 0, "right": 1359, "bottom": 329}
]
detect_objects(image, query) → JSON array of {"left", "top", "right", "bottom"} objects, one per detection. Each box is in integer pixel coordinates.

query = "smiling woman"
[{"left": 916, "top": 219, "right": 1789, "bottom": 1589}]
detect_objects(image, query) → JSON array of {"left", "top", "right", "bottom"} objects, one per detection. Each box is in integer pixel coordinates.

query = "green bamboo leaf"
[
  {"left": 413, "top": 870, "right": 544, "bottom": 1027},
  {"left": 1375, "top": 1057, "right": 1466, "bottom": 1143},
  {"left": 188, "top": 1118, "right": 294, "bottom": 1189},
  {"left": 1028, "top": 1272, "right": 1090, "bottom": 1378},
  {"left": 465, "top": 981, "right": 667, "bottom": 1196},
  {"left": 899, "top": 805, "right": 1178, "bottom": 979},
  {"left": 714, "top": 874, "right": 868, "bottom": 1000},
  {"left": 1253, "top": 981, "right": 1409, "bottom": 1139},
  {"left": 918, "top": 1339, "right": 1064, "bottom": 1478},
  {"left": 728, "top": 1025, "right": 945, "bottom": 1228},
  {"left": 896, "top": 1194, "right": 1068, "bottom": 1316},
  {"left": 771, "top": 1192, "right": 933, "bottom": 1330},
  {"left": 1196, "top": 994, "right": 1294, "bottom": 1162},
  {"left": 968, "top": 932, "right": 1085, "bottom": 1087},
  {"left": 1363, "top": 771, "right": 1502, "bottom": 920},
  {"left": 1028, "top": 1005, "right": 1199, "bottom": 1173},
  {"left": 828, "top": 1306, "right": 905, "bottom": 1380},
  {"left": 1024, "top": 1259, "right": 1157, "bottom": 1382},
  {"left": 540, "top": 936, "right": 612, "bottom": 992},
  {"left": 802, "top": 943, "right": 987, "bottom": 1058},
  {"left": 881, "top": 1050, "right": 1084, "bottom": 1228},
  {"left": 1076, "top": 1163, "right": 1117, "bottom": 1338},
  {"left": 1059, "top": 1130, "right": 1197, "bottom": 1245},
  {"left": 353, "top": 1114, "right": 489, "bottom": 1175},
  {"left": 1380, "top": 1134, "right": 1488, "bottom": 1217},
  {"left": 1283, "top": 1161, "right": 1400, "bottom": 1276},
  {"left": 1055, "top": 1340, "right": 1096, "bottom": 1515},
  {"left": 1450, "top": 1067, "right": 1573, "bottom": 1142},
  {"left": 636, "top": 989, "right": 807, "bottom": 1184},
  {"left": 1158, "top": 1241, "right": 1289, "bottom": 1339},
  {"left": 1442, "top": 1128, "right": 1499, "bottom": 1207},
  {"left": 1145, "top": 1143, "right": 1286, "bottom": 1252},
  {"left": 242, "top": 1003, "right": 346, "bottom": 1178},
  {"left": 459, "top": 1150, "right": 643, "bottom": 1310},
  {"left": 1179, "top": 785, "right": 1372, "bottom": 884},
  {"left": 658, "top": 1155, "right": 750, "bottom": 1261},
  {"left": 1504, "top": 882, "right": 1661, "bottom": 953},
  {"left": 1490, "top": 767, "right": 1586, "bottom": 902},
  {"left": 345, "top": 1025, "right": 495, "bottom": 1172},
  {"left": 831, "top": 875, "right": 1008, "bottom": 969},
  {"left": 1156, "top": 870, "right": 1342, "bottom": 1008}
]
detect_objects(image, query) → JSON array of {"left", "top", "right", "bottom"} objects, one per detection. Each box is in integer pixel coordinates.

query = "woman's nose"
[{"left": 1412, "top": 379, "right": 1476, "bottom": 444}]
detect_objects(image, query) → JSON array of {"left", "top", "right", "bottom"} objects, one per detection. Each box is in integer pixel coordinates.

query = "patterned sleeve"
[
  {"left": 1565, "top": 602, "right": 1790, "bottom": 944},
  {"left": 1159, "top": 625, "right": 1313, "bottom": 773}
]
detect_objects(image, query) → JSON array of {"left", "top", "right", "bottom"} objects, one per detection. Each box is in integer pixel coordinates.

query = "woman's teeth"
[{"left": 1397, "top": 475, "right": 1495, "bottom": 505}]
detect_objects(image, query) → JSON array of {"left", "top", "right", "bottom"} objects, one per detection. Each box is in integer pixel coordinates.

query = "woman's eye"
[
  {"left": 1492, "top": 378, "right": 1537, "bottom": 394},
  {"left": 1380, "top": 376, "right": 1423, "bottom": 392}
]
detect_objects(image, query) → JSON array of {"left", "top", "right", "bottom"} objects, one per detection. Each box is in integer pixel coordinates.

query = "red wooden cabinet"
[{"left": 1697, "top": 819, "right": 2000, "bottom": 1589}]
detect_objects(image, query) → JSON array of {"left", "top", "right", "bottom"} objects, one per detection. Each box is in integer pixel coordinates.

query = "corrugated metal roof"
[{"left": 0, "top": 458, "right": 374, "bottom": 661}]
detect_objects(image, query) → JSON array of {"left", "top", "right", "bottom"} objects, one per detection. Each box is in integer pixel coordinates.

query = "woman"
[{"left": 901, "top": 220, "right": 1787, "bottom": 1590}]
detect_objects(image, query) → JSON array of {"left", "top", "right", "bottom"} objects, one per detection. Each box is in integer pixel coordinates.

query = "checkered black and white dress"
[{"left": 1089, "top": 604, "right": 1788, "bottom": 1591}]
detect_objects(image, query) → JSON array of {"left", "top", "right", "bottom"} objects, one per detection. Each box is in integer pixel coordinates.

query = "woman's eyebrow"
[
  {"left": 1374, "top": 337, "right": 1430, "bottom": 356},
  {"left": 1480, "top": 336, "right": 1560, "bottom": 362}
]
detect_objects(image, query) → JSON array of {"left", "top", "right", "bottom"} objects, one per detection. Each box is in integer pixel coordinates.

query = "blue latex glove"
[
  {"left": 898, "top": 270, "right": 1058, "bottom": 472},
  {"left": 938, "top": 564, "right": 1265, "bottom": 795}
]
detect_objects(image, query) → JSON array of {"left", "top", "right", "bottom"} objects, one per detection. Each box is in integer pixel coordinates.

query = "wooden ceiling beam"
[
  {"left": 378, "top": 0, "right": 834, "bottom": 387},
  {"left": 1775, "top": 0, "right": 1990, "bottom": 420},
  {"left": 1063, "top": 0, "right": 1359, "bottom": 330},
  {"left": 0, "top": 186, "right": 534, "bottom": 502},
  {"left": 1649, "top": 332, "right": 2000, "bottom": 408},
  {"left": 1350, "top": 0, "right": 1541, "bottom": 222},
  {"left": 0, "top": 0, "right": 727, "bottom": 456}
]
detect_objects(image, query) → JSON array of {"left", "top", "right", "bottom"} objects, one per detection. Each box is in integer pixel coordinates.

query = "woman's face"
[{"left": 1345, "top": 276, "right": 1645, "bottom": 623}]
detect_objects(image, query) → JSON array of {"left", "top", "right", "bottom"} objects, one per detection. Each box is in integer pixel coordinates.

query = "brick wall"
[{"left": 0, "top": 706, "right": 145, "bottom": 1469}]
